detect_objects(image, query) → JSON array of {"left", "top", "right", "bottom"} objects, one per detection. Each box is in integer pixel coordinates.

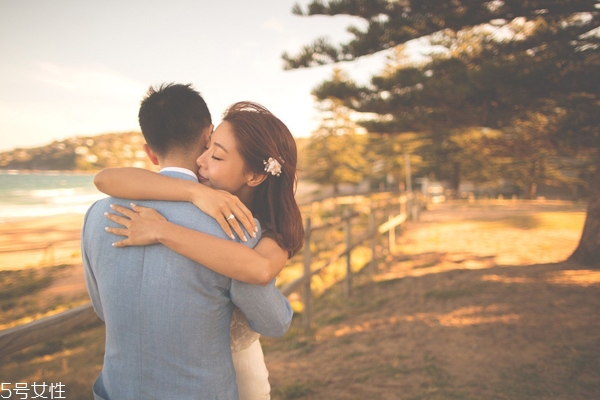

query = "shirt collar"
[{"left": 159, "top": 167, "right": 198, "bottom": 181}]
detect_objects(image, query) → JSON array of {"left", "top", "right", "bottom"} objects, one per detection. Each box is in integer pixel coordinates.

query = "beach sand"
[{"left": 0, "top": 213, "right": 85, "bottom": 270}]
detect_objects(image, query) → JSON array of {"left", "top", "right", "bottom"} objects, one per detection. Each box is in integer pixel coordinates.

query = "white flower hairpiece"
[{"left": 263, "top": 157, "right": 283, "bottom": 177}]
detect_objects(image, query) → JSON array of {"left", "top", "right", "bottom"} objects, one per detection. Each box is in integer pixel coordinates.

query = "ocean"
[{"left": 0, "top": 171, "right": 107, "bottom": 222}]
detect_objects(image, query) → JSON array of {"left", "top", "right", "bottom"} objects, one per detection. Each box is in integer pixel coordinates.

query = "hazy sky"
[{"left": 0, "top": 0, "right": 395, "bottom": 151}]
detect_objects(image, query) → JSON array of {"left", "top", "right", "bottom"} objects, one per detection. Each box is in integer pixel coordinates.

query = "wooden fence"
[
  {"left": 0, "top": 190, "right": 419, "bottom": 358},
  {"left": 0, "top": 239, "right": 81, "bottom": 268}
]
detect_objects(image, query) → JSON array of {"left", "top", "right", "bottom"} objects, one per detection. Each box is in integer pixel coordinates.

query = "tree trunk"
[{"left": 568, "top": 168, "right": 600, "bottom": 267}]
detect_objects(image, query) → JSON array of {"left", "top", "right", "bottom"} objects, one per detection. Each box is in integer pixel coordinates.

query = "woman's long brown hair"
[{"left": 223, "top": 102, "right": 304, "bottom": 258}]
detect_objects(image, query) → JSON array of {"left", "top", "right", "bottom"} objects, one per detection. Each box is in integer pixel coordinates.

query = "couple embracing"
[{"left": 82, "top": 83, "right": 303, "bottom": 400}]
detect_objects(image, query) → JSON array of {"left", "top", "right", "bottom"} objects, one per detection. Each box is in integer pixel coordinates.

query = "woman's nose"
[{"left": 196, "top": 151, "right": 206, "bottom": 167}]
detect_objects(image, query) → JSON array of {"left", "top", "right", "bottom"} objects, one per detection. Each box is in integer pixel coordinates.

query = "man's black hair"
[{"left": 138, "top": 83, "right": 211, "bottom": 157}]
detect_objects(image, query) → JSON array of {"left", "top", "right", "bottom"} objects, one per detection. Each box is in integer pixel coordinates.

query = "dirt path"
[{"left": 263, "top": 201, "right": 600, "bottom": 400}]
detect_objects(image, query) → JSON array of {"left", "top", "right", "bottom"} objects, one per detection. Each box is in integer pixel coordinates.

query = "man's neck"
[
  {"left": 158, "top": 158, "right": 198, "bottom": 177},
  {"left": 159, "top": 166, "right": 198, "bottom": 180}
]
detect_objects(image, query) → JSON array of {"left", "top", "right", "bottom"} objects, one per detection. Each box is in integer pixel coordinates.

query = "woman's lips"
[{"left": 198, "top": 173, "right": 208, "bottom": 183}]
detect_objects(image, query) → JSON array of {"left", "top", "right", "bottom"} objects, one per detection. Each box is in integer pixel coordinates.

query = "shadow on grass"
[
  {"left": 0, "top": 320, "right": 105, "bottom": 399},
  {"left": 264, "top": 257, "right": 600, "bottom": 400}
]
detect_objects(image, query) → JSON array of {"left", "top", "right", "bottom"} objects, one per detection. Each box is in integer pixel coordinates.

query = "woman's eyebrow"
[{"left": 214, "top": 142, "right": 229, "bottom": 153}]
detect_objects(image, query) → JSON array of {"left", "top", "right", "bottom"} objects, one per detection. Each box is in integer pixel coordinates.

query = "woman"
[{"left": 95, "top": 101, "right": 303, "bottom": 400}]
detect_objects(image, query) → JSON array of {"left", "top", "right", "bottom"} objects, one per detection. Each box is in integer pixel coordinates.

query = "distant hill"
[
  {"left": 0, "top": 133, "right": 313, "bottom": 172},
  {"left": 0, "top": 132, "right": 156, "bottom": 171}
]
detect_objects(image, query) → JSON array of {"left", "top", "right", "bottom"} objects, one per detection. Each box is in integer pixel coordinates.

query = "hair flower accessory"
[{"left": 263, "top": 157, "right": 283, "bottom": 177}]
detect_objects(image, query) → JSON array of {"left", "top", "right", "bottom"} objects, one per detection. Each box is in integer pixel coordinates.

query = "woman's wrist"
[
  {"left": 154, "top": 220, "right": 175, "bottom": 244},
  {"left": 189, "top": 181, "right": 211, "bottom": 203}
]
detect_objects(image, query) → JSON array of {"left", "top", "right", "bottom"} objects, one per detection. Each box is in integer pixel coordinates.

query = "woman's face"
[{"left": 196, "top": 121, "right": 250, "bottom": 196}]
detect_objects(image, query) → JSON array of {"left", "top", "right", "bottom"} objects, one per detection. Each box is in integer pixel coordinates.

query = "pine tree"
[
  {"left": 305, "top": 70, "right": 370, "bottom": 193},
  {"left": 284, "top": 0, "right": 600, "bottom": 265}
]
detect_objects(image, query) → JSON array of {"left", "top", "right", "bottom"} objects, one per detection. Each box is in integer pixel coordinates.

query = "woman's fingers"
[
  {"left": 225, "top": 213, "right": 248, "bottom": 242},
  {"left": 112, "top": 239, "right": 133, "bottom": 248},
  {"left": 216, "top": 214, "right": 236, "bottom": 241},
  {"left": 105, "top": 226, "right": 129, "bottom": 237},
  {"left": 109, "top": 204, "right": 137, "bottom": 218},
  {"left": 105, "top": 226, "right": 134, "bottom": 247},
  {"left": 104, "top": 212, "right": 131, "bottom": 228},
  {"left": 131, "top": 203, "right": 167, "bottom": 221},
  {"left": 129, "top": 203, "right": 151, "bottom": 212},
  {"left": 231, "top": 202, "right": 257, "bottom": 236},
  {"left": 104, "top": 203, "right": 162, "bottom": 247}
]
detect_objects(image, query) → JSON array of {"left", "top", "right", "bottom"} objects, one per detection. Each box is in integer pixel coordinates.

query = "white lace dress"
[{"left": 230, "top": 307, "right": 270, "bottom": 400}]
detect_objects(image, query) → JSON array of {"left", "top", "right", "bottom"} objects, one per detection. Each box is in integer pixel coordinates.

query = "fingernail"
[
  {"left": 130, "top": 203, "right": 136, "bottom": 207},
  {"left": 104, "top": 212, "right": 108, "bottom": 216},
  {"left": 230, "top": 234, "right": 235, "bottom": 240},
  {"left": 105, "top": 227, "right": 109, "bottom": 231},
  {"left": 242, "top": 235, "right": 247, "bottom": 242},
  {"left": 110, "top": 204, "right": 115, "bottom": 209},
  {"left": 251, "top": 232, "right": 256, "bottom": 238},
  {"left": 254, "top": 226, "right": 259, "bottom": 233},
  {"left": 111, "top": 243, "right": 116, "bottom": 247}
]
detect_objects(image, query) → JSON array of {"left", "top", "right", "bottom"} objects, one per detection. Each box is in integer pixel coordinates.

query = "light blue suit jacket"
[{"left": 82, "top": 171, "right": 293, "bottom": 400}]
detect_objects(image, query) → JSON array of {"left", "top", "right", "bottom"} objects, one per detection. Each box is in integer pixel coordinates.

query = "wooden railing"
[
  {"left": 0, "top": 190, "right": 419, "bottom": 358},
  {"left": 281, "top": 191, "right": 415, "bottom": 329}
]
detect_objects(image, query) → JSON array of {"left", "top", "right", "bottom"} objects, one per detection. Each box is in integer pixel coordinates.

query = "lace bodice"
[{"left": 230, "top": 307, "right": 260, "bottom": 353}]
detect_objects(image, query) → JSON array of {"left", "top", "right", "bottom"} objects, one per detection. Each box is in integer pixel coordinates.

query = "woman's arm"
[
  {"left": 95, "top": 167, "right": 257, "bottom": 240},
  {"left": 105, "top": 204, "right": 287, "bottom": 285},
  {"left": 95, "top": 167, "right": 195, "bottom": 201}
]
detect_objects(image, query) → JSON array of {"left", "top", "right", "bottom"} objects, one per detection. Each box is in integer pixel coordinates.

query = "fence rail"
[{"left": 0, "top": 190, "right": 419, "bottom": 358}]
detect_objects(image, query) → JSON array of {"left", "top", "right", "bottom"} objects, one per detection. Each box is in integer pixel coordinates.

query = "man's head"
[{"left": 138, "top": 83, "right": 212, "bottom": 168}]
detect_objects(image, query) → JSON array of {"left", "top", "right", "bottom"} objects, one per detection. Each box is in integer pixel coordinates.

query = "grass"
[
  {"left": 0, "top": 264, "right": 89, "bottom": 330},
  {"left": 263, "top": 201, "right": 599, "bottom": 400},
  {"left": 0, "top": 322, "right": 105, "bottom": 399},
  {"left": 0, "top": 268, "right": 55, "bottom": 302},
  {"left": 2, "top": 200, "right": 596, "bottom": 399},
  {"left": 0, "top": 266, "right": 60, "bottom": 326},
  {"left": 273, "top": 382, "right": 316, "bottom": 399},
  {"left": 424, "top": 285, "right": 482, "bottom": 300}
]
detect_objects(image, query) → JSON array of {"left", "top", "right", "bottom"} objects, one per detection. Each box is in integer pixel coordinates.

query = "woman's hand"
[
  {"left": 104, "top": 203, "right": 167, "bottom": 247},
  {"left": 191, "top": 187, "right": 257, "bottom": 242}
]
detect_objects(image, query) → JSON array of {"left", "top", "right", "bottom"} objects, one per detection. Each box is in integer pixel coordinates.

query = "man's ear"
[
  {"left": 246, "top": 172, "right": 268, "bottom": 188},
  {"left": 198, "top": 124, "right": 213, "bottom": 151},
  {"left": 143, "top": 144, "right": 160, "bottom": 166},
  {"left": 201, "top": 124, "right": 214, "bottom": 144}
]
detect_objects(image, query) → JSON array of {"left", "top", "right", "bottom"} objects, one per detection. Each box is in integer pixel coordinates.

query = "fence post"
[
  {"left": 369, "top": 201, "right": 377, "bottom": 274},
  {"left": 302, "top": 216, "right": 312, "bottom": 330},
  {"left": 344, "top": 209, "right": 352, "bottom": 297},
  {"left": 388, "top": 198, "right": 396, "bottom": 254},
  {"left": 400, "top": 195, "right": 407, "bottom": 220}
]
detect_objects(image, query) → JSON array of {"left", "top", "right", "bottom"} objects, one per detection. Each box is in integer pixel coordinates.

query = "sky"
[{"left": 0, "top": 0, "right": 397, "bottom": 152}]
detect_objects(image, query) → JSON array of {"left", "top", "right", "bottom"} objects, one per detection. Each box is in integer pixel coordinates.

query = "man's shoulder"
[{"left": 87, "top": 196, "right": 228, "bottom": 239}]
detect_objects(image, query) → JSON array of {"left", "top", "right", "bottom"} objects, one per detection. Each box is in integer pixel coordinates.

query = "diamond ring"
[{"left": 226, "top": 213, "right": 235, "bottom": 221}]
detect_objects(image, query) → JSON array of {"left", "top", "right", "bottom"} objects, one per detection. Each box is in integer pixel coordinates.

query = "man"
[{"left": 82, "top": 83, "right": 292, "bottom": 400}]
